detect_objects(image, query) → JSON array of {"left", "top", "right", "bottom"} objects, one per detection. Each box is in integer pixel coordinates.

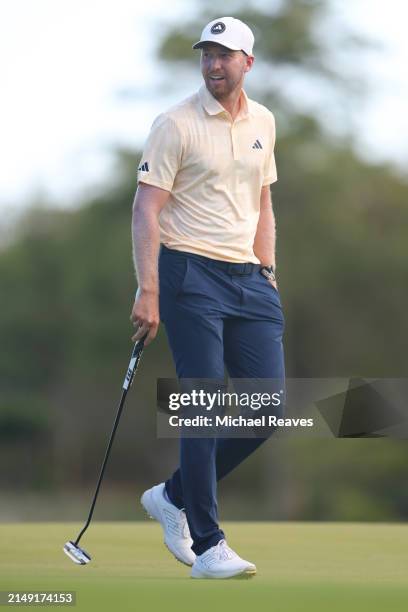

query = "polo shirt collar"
[{"left": 199, "top": 84, "right": 252, "bottom": 120}]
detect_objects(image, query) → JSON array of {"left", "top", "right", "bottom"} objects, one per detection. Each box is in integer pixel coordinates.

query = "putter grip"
[{"left": 122, "top": 336, "right": 146, "bottom": 390}]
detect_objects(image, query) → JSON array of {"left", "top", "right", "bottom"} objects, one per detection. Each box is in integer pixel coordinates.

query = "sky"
[{"left": 0, "top": 0, "right": 407, "bottom": 216}]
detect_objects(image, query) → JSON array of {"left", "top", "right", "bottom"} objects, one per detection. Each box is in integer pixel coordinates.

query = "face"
[{"left": 200, "top": 43, "right": 254, "bottom": 100}]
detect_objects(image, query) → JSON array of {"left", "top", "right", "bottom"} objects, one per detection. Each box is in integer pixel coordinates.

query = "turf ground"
[{"left": 1, "top": 522, "right": 407, "bottom": 611}]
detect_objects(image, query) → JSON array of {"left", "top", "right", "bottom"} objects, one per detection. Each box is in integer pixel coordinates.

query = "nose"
[{"left": 207, "top": 55, "right": 222, "bottom": 72}]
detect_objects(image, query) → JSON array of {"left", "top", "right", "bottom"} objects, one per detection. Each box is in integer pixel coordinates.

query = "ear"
[{"left": 244, "top": 55, "right": 255, "bottom": 73}]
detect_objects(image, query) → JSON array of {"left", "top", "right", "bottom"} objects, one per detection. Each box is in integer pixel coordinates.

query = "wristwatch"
[{"left": 259, "top": 265, "right": 276, "bottom": 283}]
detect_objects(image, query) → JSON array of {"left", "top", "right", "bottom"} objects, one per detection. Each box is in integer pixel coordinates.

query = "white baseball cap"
[{"left": 192, "top": 17, "right": 254, "bottom": 56}]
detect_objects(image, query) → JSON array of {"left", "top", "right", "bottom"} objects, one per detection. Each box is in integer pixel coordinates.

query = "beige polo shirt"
[{"left": 137, "top": 84, "right": 278, "bottom": 263}]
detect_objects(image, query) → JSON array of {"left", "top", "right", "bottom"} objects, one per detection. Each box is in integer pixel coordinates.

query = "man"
[{"left": 130, "top": 16, "right": 285, "bottom": 579}]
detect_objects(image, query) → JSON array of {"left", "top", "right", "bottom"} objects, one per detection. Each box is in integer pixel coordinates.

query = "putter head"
[{"left": 63, "top": 540, "right": 91, "bottom": 565}]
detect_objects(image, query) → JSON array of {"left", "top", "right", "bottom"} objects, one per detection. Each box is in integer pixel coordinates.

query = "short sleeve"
[
  {"left": 262, "top": 112, "right": 278, "bottom": 186},
  {"left": 137, "top": 114, "right": 183, "bottom": 191}
]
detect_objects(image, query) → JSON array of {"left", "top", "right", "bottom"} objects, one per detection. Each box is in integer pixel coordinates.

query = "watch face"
[{"left": 260, "top": 267, "right": 276, "bottom": 282}]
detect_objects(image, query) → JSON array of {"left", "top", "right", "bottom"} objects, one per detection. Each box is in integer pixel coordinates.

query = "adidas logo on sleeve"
[
  {"left": 138, "top": 161, "right": 150, "bottom": 172},
  {"left": 252, "top": 139, "right": 263, "bottom": 150}
]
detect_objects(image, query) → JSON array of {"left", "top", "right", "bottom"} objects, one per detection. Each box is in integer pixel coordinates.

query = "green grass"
[{"left": 1, "top": 522, "right": 408, "bottom": 611}]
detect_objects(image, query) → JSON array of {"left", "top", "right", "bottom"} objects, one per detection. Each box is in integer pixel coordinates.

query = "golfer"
[{"left": 130, "top": 16, "right": 285, "bottom": 579}]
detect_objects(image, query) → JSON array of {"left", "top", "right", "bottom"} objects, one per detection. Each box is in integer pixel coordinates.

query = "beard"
[{"left": 204, "top": 74, "right": 242, "bottom": 100}]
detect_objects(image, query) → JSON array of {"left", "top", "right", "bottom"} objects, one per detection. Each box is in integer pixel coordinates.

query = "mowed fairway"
[{"left": 1, "top": 522, "right": 408, "bottom": 612}]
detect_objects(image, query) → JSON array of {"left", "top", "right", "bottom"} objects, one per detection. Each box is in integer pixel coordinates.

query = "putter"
[{"left": 63, "top": 336, "right": 146, "bottom": 565}]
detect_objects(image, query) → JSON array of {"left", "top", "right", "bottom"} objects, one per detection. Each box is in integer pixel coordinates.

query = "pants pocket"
[{"left": 159, "top": 255, "right": 190, "bottom": 320}]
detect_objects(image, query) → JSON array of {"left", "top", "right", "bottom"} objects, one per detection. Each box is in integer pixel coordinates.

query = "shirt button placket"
[{"left": 231, "top": 124, "right": 237, "bottom": 160}]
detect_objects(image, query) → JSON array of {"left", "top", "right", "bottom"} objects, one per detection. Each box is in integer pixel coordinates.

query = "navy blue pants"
[{"left": 159, "top": 245, "right": 285, "bottom": 555}]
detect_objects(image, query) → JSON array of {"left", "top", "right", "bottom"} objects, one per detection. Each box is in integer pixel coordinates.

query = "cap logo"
[{"left": 210, "top": 22, "right": 226, "bottom": 34}]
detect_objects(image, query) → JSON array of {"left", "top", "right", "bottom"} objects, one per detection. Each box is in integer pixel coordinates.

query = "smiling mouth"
[{"left": 209, "top": 76, "right": 225, "bottom": 82}]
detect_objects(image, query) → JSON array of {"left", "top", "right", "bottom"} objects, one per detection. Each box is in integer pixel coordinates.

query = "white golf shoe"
[
  {"left": 191, "top": 539, "right": 257, "bottom": 579},
  {"left": 141, "top": 483, "right": 195, "bottom": 566}
]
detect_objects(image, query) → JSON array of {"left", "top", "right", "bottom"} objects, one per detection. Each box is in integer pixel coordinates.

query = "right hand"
[{"left": 130, "top": 288, "right": 160, "bottom": 346}]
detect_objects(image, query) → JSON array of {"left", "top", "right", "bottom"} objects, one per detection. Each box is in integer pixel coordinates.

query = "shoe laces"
[
  {"left": 163, "top": 505, "right": 190, "bottom": 539},
  {"left": 203, "top": 539, "right": 237, "bottom": 566},
  {"left": 180, "top": 510, "right": 190, "bottom": 539},
  {"left": 217, "top": 539, "right": 236, "bottom": 561}
]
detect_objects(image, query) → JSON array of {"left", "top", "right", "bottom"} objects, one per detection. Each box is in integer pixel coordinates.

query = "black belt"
[{"left": 160, "top": 245, "right": 260, "bottom": 276}]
